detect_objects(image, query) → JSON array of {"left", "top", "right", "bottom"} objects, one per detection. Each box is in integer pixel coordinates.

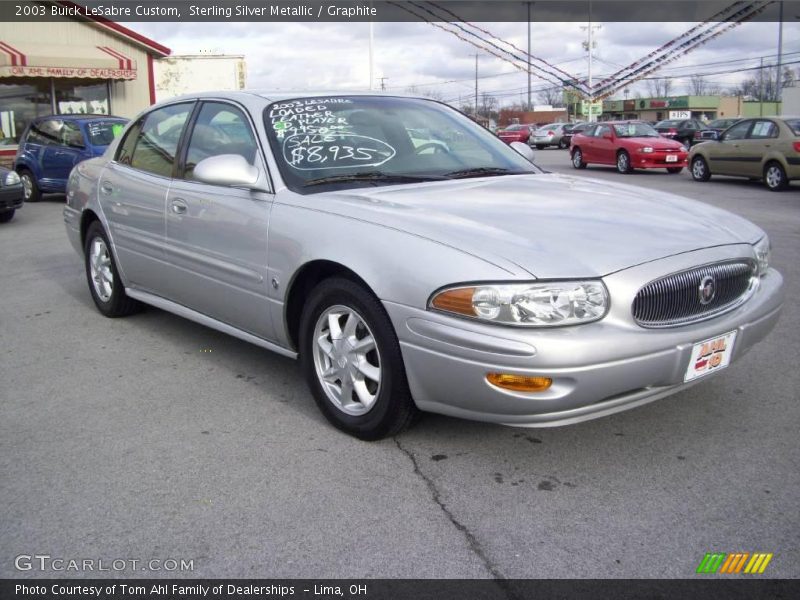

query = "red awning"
[{"left": 0, "top": 41, "right": 137, "bottom": 80}]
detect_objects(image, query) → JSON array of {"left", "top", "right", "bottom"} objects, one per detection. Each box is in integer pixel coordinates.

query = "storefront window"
[
  {"left": 0, "top": 79, "right": 51, "bottom": 142},
  {"left": 54, "top": 80, "right": 110, "bottom": 115}
]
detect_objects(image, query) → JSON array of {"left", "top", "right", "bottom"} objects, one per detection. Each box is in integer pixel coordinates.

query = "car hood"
[
  {"left": 622, "top": 136, "right": 684, "bottom": 149},
  {"left": 317, "top": 173, "right": 762, "bottom": 278}
]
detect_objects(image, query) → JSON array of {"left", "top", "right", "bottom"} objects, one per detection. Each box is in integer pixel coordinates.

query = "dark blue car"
[{"left": 14, "top": 115, "right": 128, "bottom": 202}]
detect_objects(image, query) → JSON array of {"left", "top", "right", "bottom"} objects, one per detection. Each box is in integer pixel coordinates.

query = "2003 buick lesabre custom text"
[{"left": 63, "top": 92, "right": 783, "bottom": 440}]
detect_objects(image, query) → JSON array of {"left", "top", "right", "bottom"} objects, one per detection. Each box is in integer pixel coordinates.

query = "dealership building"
[{"left": 0, "top": 1, "right": 170, "bottom": 166}]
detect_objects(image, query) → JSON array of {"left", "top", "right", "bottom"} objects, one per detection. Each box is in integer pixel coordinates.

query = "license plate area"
[
  {"left": 684, "top": 331, "right": 737, "bottom": 382},
  {"left": 666, "top": 154, "right": 678, "bottom": 162}
]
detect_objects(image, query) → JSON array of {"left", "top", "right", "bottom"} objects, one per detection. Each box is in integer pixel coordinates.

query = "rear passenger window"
[
  {"left": 123, "top": 103, "right": 193, "bottom": 177},
  {"left": 749, "top": 121, "right": 778, "bottom": 139},
  {"left": 182, "top": 102, "right": 258, "bottom": 181}
]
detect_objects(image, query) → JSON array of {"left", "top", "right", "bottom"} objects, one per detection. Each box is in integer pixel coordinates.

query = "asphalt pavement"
[{"left": 1, "top": 152, "right": 798, "bottom": 580}]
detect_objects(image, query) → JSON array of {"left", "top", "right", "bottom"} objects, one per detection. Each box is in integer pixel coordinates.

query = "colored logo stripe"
[{"left": 697, "top": 552, "right": 773, "bottom": 574}]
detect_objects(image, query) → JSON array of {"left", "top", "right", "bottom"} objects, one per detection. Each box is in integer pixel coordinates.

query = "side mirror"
[
  {"left": 194, "top": 154, "right": 261, "bottom": 189},
  {"left": 510, "top": 141, "right": 535, "bottom": 162}
]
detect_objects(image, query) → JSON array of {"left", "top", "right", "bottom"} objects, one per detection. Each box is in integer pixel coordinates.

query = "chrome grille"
[{"left": 632, "top": 261, "right": 756, "bottom": 328}]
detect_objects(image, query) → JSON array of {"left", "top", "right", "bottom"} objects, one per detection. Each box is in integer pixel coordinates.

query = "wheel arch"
[
  {"left": 284, "top": 259, "right": 376, "bottom": 352},
  {"left": 79, "top": 209, "right": 102, "bottom": 249}
]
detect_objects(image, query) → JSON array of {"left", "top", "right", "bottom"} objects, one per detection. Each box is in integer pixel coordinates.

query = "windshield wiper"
[
  {"left": 444, "top": 167, "right": 529, "bottom": 179},
  {"left": 304, "top": 172, "right": 448, "bottom": 187}
]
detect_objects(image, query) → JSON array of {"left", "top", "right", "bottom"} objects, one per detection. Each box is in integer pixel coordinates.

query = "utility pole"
[
  {"left": 378, "top": 77, "right": 388, "bottom": 91},
  {"left": 759, "top": 56, "right": 764, "bottom": 116},
  {"left": 776, "top": 0, "right": 784, "bottom": 113},
  {"left": 474, "top": 54, "right": 479, "bottom": 119},
  {"left": 527, "top": 1, "right": 532, "bottom": 111},
  {"left": 581, "top": 5, "right": 601, "bottom": 122}
]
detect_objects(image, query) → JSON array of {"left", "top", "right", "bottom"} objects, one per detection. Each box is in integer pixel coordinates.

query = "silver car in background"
[
  {"left": 530, "top": 123, "right": 568, "bottom": 149},
  {"left": 64, "top": 92, "right": 783, "bottom": 440}
]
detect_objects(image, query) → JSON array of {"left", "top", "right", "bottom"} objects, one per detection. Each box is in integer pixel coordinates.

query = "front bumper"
[
  {"left": 633, "top": 153, "right": 688, "bottom": 169},
  {"left": 0, "top": 184, "right": 23, "bottom": 210},
  {"left": 384, "top": 251, "right": 783, "bottom": 427}
]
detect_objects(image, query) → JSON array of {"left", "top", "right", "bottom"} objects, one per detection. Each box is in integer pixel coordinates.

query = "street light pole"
[
  {"left": 776, "top": 0, "right": 784, "bottom": 113},
  {"left": 475, "top": 54, "right": 479, "bottom": 119},
  {"left": 527, "top": 1, "right": 532, "bottom": 111}
]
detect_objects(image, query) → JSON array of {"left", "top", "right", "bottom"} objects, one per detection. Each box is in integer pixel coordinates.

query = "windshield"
[
  {"left": 612, "top": 122, "right": 660, "bottom": 138},
  {"left": 264, "top": 96, "right": 539, "bottom": 193},
  {"left": 85, "top": 120, "right": 127, "bottom": 146}
]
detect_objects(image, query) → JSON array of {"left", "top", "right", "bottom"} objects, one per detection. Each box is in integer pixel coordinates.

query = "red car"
[
  {"left": 570, "top": 121, "right": 688, "bottom": 174},
  {"left": 497, "top": 123, "right": 535, "bottom": 145}
]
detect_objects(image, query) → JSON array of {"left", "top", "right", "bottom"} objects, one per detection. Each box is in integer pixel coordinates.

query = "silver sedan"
[{"left": 64, "top": 92, "right": 783, "bottom": 439}]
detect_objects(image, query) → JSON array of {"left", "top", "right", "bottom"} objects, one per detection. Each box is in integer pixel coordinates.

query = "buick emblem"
[{"left": 698, "top": 275, "right": 716, "bottom": 305}]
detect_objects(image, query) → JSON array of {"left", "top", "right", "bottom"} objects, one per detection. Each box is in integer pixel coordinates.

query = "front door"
[
  {"left": 707, "top": 119, "right": 753, "bottom": 176},
  {"left": 163, "top": 101, "right": 275, "bottom": 340}
]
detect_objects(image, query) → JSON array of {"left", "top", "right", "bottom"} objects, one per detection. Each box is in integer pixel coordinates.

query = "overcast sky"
[{"left": 131, "top": 19, "right": 800, "bottom": 106}]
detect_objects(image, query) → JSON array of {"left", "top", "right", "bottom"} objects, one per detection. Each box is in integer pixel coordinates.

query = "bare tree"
[
  {"left": 479, "top": 92, "right": 498, "bottom": 119},
  {"left": 536, "top": 86, "right": 565, "bottom": 107},
  {"left": 646, "top": 77, "right": 673, "bottom": 98},
  {"left": 729, "top": 66, "right": 781, "bottom": 101},
  {"left": 687, "top": 74, "right": 721, "bottom": 96}
]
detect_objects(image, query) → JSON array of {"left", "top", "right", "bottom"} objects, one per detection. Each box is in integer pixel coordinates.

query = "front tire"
[
  {"left": 691, "top": 156, "right": 711, "bottom": 181},
  {"left": 616, "top": 150, "right": 632, "bottom": 174},
  {"left": 18, "top": 170, "right": 41, "bottom": 202},
  {"left": 571, "top": 148, "right": 587, "bottom": 169},
  {"left": 0, "top": 209, "right": 14, "bottom": 223},
  {"left": 299, "top": 277, "right": 418, "bottom": 440},
  {"left": 558, "top": 138, "right": 569, "bottom": 149},
  {"left": 84, "top": 221, "right": 141, "bottom": 317},
  {"left": 763, "top": 161, "right": 788, "bottom": 191},
  {"left": 536, "top": 144, "right": 546, "bottom": 150}
]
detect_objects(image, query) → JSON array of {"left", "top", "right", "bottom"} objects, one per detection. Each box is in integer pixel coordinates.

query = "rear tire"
[
  {"left": 666, "top": 167, "right": 683, "bottom": 174},
  {"left": 571, "top": 148, "right": 587, "bottom": 169},
  {"left": 763, "top": 161, "right": 788, "bottom": 191},
  {"left": 84, "top": 221, "right": 141, "bottom": 317},
  {"left": 0, "top": 209, "right": 14, "bottom": 223},
  {"left": 18, "top": 170, "right": 41, "bottom": 202},
  {"left": 299, "top": 277, "right": 418, "bottom": 440},
  {"left": 616, "top": 150, "right": 632, "bottom": 174},
  {"left": 691, "top": 156, "right": 711, "bottom": 182}
]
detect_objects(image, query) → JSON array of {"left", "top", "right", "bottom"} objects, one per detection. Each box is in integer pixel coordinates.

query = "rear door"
[
  {"left": 100, "top": 102, "right": 194, "bottom": 291},
  {"left": 162, "top": 100, "right": 275, "bottom": 340},
  {"left": 745, "top": 119, "right": 781, "bottom": 178}
]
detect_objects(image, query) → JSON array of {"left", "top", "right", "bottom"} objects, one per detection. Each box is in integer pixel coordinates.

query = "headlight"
[
  {"left": 4, "top": 171, "right": 20, "bottom": 186},
  {"left": 639, "top": 147, "right": 654, "bottom": 153},
  {"left": 429, "top": 281, "right": 609, "bottom": 327},
  {"left": 753, "top": 235, "right": 770, "bottom": 276}
]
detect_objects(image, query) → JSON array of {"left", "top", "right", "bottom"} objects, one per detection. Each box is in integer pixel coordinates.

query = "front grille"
[{"left": 632, "top": 261, "right": 756, "bottom": 328}]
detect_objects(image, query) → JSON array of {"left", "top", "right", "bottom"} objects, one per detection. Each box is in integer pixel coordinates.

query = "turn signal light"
[
  {"left": 486, "top": 373, "right": 552, "bottom": 392},
  {"left": 431, "top": 287, "right": 476, "bottom": 316}
]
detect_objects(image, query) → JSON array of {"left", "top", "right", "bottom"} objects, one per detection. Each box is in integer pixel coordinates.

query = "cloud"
[{"left": 130, "top": 19, "right": 800, "bottom": 103}]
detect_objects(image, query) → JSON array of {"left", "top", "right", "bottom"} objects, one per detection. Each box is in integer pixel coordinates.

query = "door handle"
[
  {"left": 100, "top": 181, "right": 113, "bottom": 194},
  {"left": 170, "top": 198, "right": 188, "bottom": 214}
]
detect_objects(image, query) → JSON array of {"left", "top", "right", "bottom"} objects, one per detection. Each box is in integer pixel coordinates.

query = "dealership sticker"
[{"left": 684, "top": 330, "right": 737, "bottom": 382}]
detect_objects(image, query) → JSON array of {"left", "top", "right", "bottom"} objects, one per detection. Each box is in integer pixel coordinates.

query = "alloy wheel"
[
  {"left": 312, "top": 305, "right": 382, "bottom": 416},
  {"left": 89, "top": 237, "right": 114, "bottom": 302}
]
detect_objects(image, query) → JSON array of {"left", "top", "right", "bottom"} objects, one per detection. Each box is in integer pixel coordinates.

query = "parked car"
[
  {"left": 0, "top": 165, "right": 23, "bottom": 223},
  {"left": 530, "top": 123, "right": 568, "bottom": 149},
  {"left": 571, "top": 121, "right": 688, "bottom": 173},
  {"left": 64, "top": 92, "right": 782, "bottom": 440},
  {"left": 497, "top": 123, "right": 535, "bottom": 144},
  {"left": 562, "top": 122, "right": 590, "bottom": 147},
  {"left": 14, "top": 114, "right": 128, "bottom": 202},
  {"left": 694, "top": 117, "right": 743, "bottom": 143},
  {"left": 654, "top": 118, "right": 708, "bottom": 147},
  {"left": 689, "top": 116, "right": 800, "bottom": 191}
]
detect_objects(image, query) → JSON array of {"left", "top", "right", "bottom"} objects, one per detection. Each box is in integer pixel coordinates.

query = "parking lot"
[{"left": 1, "top": 150, "right": 798, "bottom": 579}]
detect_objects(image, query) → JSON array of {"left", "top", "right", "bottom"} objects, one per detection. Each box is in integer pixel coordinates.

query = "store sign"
[
  {"left": 0, "top": 65, "right": 137, "bottom": 80},
  {"left": 650, "top": 100, "right": 669, "bottom": 108},
  {"left": 581, "top": 101, "right": 603, "bottom": 116},
  {"left": 669, "top": 110, "right": 691, "bottom": 119}
]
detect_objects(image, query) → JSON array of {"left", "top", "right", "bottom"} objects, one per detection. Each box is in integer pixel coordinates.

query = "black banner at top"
[{"left": 0, "top": 0, "right": 796, "bottom": 22}]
